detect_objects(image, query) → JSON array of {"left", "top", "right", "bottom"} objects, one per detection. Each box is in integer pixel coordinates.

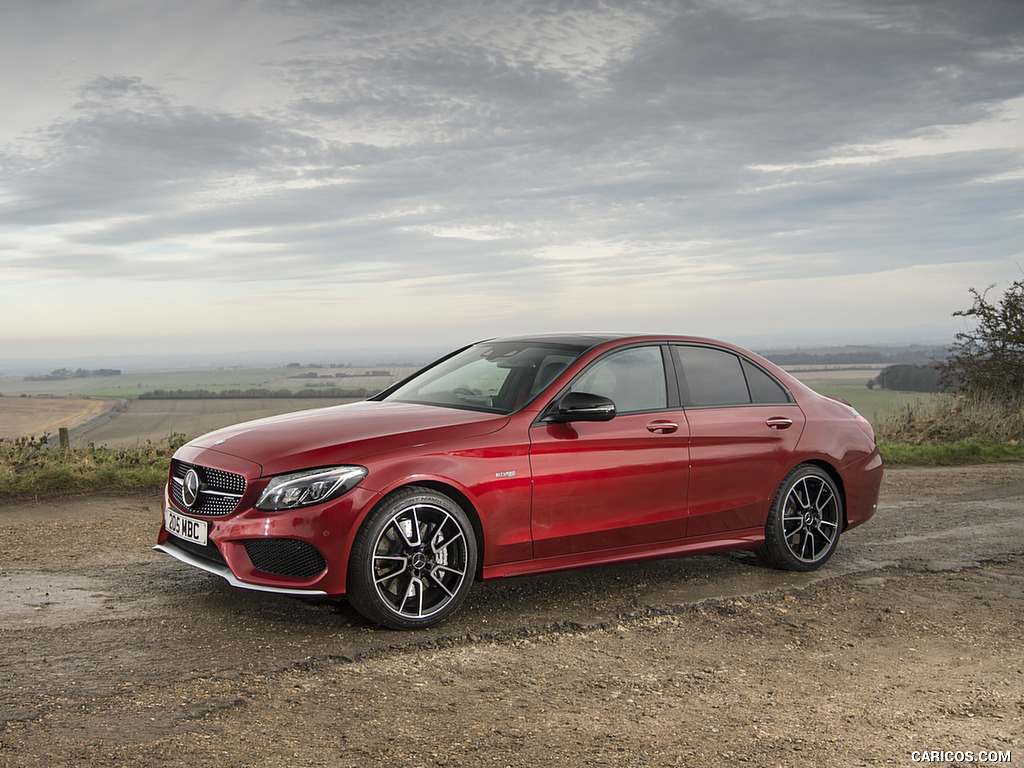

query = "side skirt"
[{"left": 482, "top": 528, "right": 764, "bottom": 580}]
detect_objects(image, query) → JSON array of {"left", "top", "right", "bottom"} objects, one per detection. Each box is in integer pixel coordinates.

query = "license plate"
[{"left": 165, "top": 508, "right": 208, "bottom": 546}]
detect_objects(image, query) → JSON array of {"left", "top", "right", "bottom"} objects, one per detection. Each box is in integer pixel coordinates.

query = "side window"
[
  {"left": 675, "top": 346, "right": 749, "bottom": 406},
  {"left": 675, "top": 346, "right": 791, "bottom": 407},
  {"left": 741, "top": 359, "right": 791, "bottom": 404},
  {"left": 569, "top": 346, "right": 668, "bottom": 413}
]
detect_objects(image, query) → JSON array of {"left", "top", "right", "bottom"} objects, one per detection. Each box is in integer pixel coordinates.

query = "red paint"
[{"left": 157, "top": 334, "right": 882, "bottom": 610}]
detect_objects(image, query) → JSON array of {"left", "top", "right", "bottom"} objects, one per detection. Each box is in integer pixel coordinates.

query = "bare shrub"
[
  {"left": 878, "top": 393, "right": 1024, "bottom": 445},
  {"left": 939, "top": 280, "right": 1024, "bottom": 401}
]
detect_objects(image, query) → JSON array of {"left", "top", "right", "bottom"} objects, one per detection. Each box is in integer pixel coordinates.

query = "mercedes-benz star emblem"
[{"left": 182, "top": 468, "right": 202, "bottom": 509}]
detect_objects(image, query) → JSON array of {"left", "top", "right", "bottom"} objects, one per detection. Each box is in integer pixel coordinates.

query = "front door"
[{"left": 528, "top": 345, "right": 690, "bottom": 558}]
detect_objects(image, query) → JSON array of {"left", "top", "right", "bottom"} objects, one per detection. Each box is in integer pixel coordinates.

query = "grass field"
[
  {"left": 0, "top": 366, "right": 419, "bottom": 398},
  {"left": 0, "top": 364, "right": 417, "bottom": 448},
  {"left": 1, "top": 363, "right": 939, "bottom": 447},
  {"left": 793, "top": 369, "right": 942, "bottom": 426}
]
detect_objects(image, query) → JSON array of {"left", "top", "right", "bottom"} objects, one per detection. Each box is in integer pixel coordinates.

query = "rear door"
[{"left": 672, "top": 345, "right": 805, "bottom": 537}]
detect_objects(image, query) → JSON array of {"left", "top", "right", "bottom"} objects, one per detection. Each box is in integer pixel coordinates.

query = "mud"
[{"left": 1, "top": 465, "right": 1022, "bottom": 767}]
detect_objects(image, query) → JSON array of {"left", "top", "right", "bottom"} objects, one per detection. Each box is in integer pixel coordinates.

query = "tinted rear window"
[
  {"left": 676, "top": 346, "right": 749, "bottom": 406},
  {"left": 675, "top": 346, "right": 791, "bottom": 407},
  {"left": 742, "top": 359, "right": 791, "bottom": 404}
]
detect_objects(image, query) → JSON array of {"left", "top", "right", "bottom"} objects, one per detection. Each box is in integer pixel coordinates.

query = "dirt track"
[{"left": 1, "top": 465, "right": 1022, "bottom": 767}]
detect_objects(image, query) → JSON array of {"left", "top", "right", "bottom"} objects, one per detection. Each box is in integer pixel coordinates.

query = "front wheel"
[
  {"left": 758, "top": 465, "right": 842, "bottom": 571},
  {"left": 347, "top": 487, "right": 478, "bottom": 630}
]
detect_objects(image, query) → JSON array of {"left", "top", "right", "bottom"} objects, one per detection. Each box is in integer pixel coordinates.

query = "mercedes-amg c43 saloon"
[{"left": 156, "top": 334, "right": 882, "bottom": 629}]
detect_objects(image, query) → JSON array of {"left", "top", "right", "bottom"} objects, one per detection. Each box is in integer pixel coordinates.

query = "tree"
[
  {"left": 875, "top": 364, "right": 942, "bottom": 393},
  {"left": 939, "top": 280, "right": 1024, "bottom": 400}
]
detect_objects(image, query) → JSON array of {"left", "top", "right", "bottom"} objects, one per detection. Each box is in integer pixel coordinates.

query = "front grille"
[
  {"left": 167, "top": 536, "right": 227, "bottom": 566},
  {"left": 242, "top": 539, "right": 327, "bottom": 579},
  {"left": 171, "top": 460, "right": 246, "bottom": 516}
]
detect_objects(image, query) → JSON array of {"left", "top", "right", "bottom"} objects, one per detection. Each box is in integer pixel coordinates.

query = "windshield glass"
[{"left": 382, "top": 341, "right": 588, "bottom": 414}]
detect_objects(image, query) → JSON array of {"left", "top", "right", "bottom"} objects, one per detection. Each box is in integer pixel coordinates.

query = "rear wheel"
[
  {"left": 347, "top": 487, "right": 477, "bottom": 630},
  {"left": 758, "top": 465, "right": 842, "bottom": 571}
]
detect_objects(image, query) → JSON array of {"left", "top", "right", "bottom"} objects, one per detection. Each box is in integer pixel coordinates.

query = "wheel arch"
[
  {"left": 381, "top": 479, "right": 486, "bottom": 579},
  {"left": 798, "top": 458, "right": 848, "bottom": 530}
]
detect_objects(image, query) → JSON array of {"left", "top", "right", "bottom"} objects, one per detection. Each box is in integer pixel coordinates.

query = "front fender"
[{"left": 360, "top": 445, "right": 534, "bottom": 567}]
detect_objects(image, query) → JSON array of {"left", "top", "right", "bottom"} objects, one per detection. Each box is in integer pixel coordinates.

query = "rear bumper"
[{"left": 842, "top": 448, "right": 883, "bottom": 530}]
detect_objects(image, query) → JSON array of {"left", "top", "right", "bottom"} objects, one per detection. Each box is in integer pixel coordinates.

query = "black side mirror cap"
[{"left": 548, "top": 392, "right": 616, "bottom": 423}]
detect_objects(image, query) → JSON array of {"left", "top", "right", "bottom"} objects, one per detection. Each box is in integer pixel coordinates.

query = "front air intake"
[{"left": 242, "top": 539, "right": 327, "bottom": 579}]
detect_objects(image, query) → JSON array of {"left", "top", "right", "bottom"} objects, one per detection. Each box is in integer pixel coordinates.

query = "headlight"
[{"left": 255, "top": 466, "right": 367, "bottom": 511}]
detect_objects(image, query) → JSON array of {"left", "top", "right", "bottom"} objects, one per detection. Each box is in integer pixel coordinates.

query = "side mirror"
[{"left": 550, "top": 392, "right": 616, "bottom": 422}]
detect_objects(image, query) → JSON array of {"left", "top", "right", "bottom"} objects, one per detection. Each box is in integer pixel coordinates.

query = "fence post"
[{"left": 59, "top": 427, "right": 70, "bottom": 450}]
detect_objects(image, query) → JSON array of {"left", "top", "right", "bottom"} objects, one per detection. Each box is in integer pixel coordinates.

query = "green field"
[
  {"left": 0, "top": 365, "right": 420, "bottom": 447},
  {"left": 0, "top": 366, "right": 420, "bottom": 398},
  {"left": 1, "top": 362, "right": 938, "bottom": 446},
  {"left": 791, "top": 369, "right": 942, "bottom": 426}
]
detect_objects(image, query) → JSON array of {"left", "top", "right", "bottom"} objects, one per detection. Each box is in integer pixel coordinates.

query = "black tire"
[
  {"left": 347, "top": 487, "right": 477, "bottom": 630},
  {"left": 758, "top": 465, "right": 842, "bottom": 571}
]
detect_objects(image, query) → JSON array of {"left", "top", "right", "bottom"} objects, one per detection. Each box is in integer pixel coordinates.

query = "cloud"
[{"left": 1, "top": 0, "right": 1022, "bottom": 355}]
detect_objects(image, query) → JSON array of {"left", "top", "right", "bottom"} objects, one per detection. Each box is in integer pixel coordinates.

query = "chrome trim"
[
  {"left": 182, "top": 468, "right": 201, "bottom": 508},
  {"left": 171, "top": 476, "right": 243, "bottom": 498},
  {"left": 153, "top": 542, "right": 329, "bottom": 597}
]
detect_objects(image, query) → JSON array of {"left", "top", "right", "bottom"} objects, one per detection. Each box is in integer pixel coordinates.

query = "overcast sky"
[{"left": 2, "top": 0, "right": 1023, "bottom": 361}]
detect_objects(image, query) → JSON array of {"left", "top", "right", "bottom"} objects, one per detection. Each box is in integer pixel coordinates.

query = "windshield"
[{"left": 382, "top": 341, "right": 587, "bottom": 414}]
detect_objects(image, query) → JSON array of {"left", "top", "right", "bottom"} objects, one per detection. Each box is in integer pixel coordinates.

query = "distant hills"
[
  {"left": 757, "top": 344, "right": 947, "bottom": 367},
  {"left": 2, "top": 343, "right": 950, "bottom": 379}
]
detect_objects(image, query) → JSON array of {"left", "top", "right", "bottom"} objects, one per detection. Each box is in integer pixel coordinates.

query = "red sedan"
[{"left": 156, "top": 334, "right": 882, "bottom": 629}]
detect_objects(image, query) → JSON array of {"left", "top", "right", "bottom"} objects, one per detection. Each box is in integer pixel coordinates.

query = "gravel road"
[{"left": 1, "top": 465, "right": 1022, "bottom": 767}]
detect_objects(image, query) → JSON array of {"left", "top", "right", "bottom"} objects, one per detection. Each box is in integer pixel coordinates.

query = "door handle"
[
  {"left": 766, "top": 417, "right": 793, "bottom": 430},
  {"left": 646, "top": 421, "right": 679, "bottom": 434}
]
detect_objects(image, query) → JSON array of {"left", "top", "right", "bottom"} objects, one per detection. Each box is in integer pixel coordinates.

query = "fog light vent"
[{"left": 242, "top": 539, "right": 327, "bottom": 579}]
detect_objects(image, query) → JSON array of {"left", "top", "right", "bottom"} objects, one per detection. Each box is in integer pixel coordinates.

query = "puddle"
[{"left": 0, "top": 571, "right": 113, "bottom": 628}]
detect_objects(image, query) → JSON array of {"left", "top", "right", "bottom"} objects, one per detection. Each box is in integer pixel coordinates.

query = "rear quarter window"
[{"left": 741, "top": 358, "right": 792, "bottom": 404}]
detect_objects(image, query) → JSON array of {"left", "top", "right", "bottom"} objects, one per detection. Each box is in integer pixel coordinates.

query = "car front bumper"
[{"left": 156, "top": 484, "right": 382, "bottom": 597}]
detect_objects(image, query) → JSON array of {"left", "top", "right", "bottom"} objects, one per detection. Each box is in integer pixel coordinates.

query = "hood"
[{"left": 180, "top": 400, "right": 510, "bottom": 477}]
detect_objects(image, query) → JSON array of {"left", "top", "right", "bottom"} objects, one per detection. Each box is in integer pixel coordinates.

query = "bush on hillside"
[
  {"left": 877, "top": 392, "right": 1024, "bottom": 446},
  {"left": 939, "top": 280, "right": 1024, "bottom": 401}
]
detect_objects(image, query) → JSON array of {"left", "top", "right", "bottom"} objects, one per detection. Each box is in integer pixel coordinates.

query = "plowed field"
[
  {"left": 0, "top": 398, "right": 116, "bottom": 440},
  {"left": 69, "top": 398, "right": 354, "bottom": 447}
]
